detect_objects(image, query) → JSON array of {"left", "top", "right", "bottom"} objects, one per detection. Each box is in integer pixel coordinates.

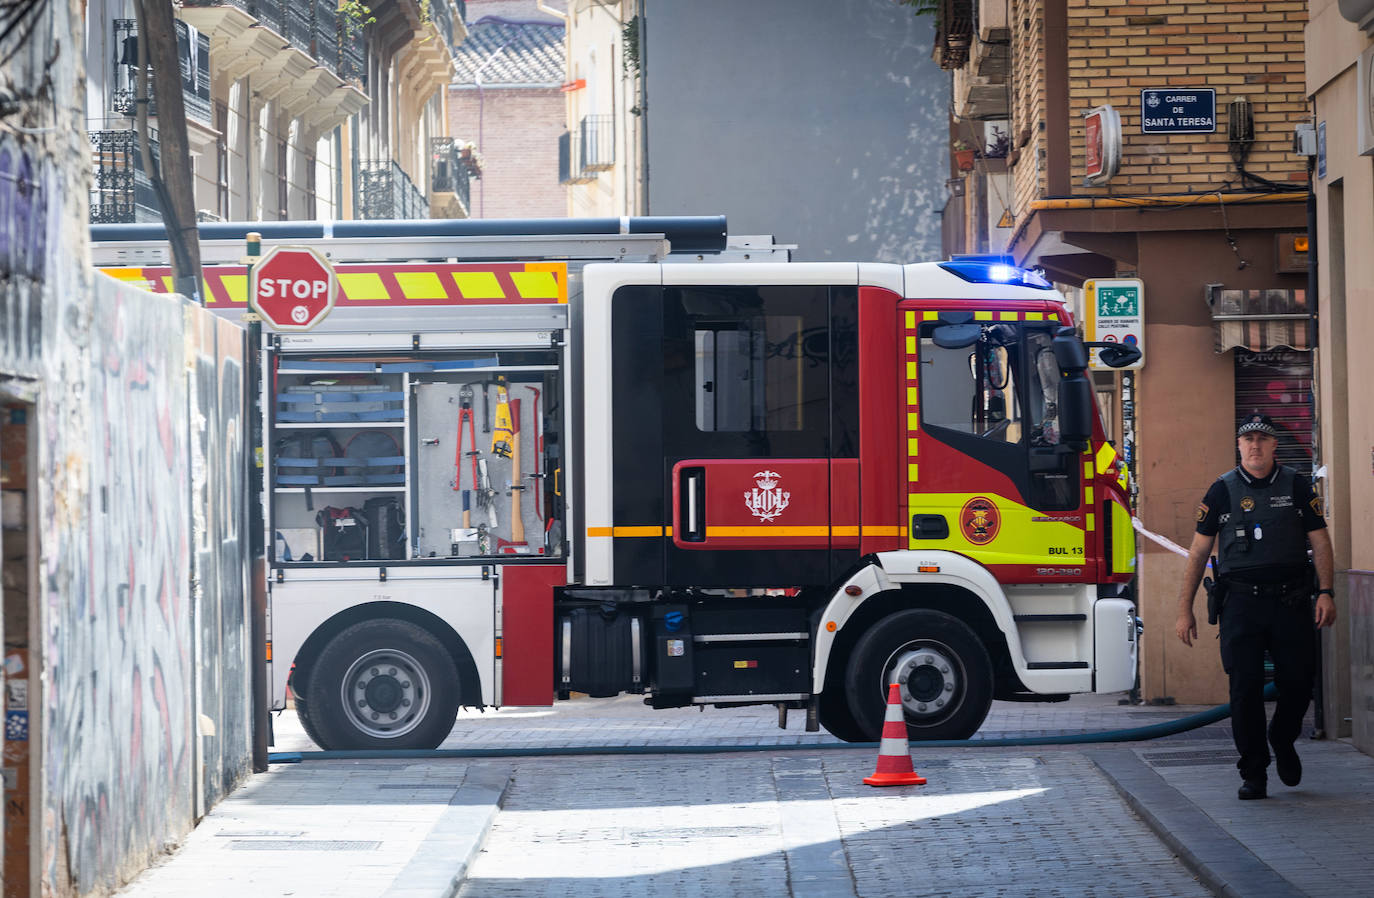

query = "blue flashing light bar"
[{"left": 938, "top": 258, "right": 1053, "bottom": 290}]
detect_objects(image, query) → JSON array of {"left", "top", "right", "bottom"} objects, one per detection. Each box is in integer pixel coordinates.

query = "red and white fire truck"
[{"left": 94, "top": 217, "right": 1139, "bottom": 749}]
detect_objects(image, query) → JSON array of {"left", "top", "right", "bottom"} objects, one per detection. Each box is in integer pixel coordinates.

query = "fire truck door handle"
[
  {"left": 681, "top": 467, "right": 705, "bottom": 542},
  {"left": 911, "top": 514, "right": 949, "bottom": 539}
]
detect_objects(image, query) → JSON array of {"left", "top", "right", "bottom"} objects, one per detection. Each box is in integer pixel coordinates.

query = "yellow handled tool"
[{"left": 491, "top": 380, "right": 513, "bottom": 458}]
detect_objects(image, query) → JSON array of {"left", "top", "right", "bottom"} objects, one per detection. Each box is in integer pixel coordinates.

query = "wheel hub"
[
  {"left": 363, "top": 672, "right": 404, "bottom": 713},
  {"left": 888, "top": 644, "right": 961, "bottom": 720},
  {"left": 340, "top": 649, "right": 431, "bottom": 739}
]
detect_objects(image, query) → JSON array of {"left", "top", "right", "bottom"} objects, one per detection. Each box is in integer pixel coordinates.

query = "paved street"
[{"left": 115, "top": 695, "right": 1374, "bottom": 898}]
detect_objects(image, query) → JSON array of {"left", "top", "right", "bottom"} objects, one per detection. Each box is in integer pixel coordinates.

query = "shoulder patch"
[
  {"left": 1196, "top": 502, "right": 1208, "bottom": 523},
  {"left": 1309, "top": 495, "right": 1322, "bottom": 516}
]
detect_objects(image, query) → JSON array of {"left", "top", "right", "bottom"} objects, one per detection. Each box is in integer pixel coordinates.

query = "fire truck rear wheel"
[
  {"left": 306, "top": 619, "right": 460, "bottom": 751},
  {"left": 844, "top": 609, "right": 993, "bottom": 741},
  {"left": 290, "top": 675, "right": 330, "bottom": 750}
]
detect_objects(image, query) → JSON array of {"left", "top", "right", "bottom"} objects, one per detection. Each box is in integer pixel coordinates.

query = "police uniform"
[{"left": 1195, "top": 444, "right": 1325, "bottom": 791}]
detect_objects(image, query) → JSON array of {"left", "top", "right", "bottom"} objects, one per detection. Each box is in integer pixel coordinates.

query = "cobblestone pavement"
[
  {"left": 459, "top": 749, "right": 1210, "bottom": 898},
  {"left": 117, "top": 694, "right": 1374, "bottom": 898}
]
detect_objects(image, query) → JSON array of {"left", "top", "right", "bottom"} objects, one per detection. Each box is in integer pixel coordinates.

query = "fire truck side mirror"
[
  {"left": 1057, "top": 374, "right": 1094, "bottom": 449},
  {"left": 1087, "top": 342, "right": 1142, "bottom": 369},
  {"left": 1050, "top": 327, "right": 1089, "bottom": 372},
  {"left": 930, "top": 323, "right": 983, "bottom": 349}
]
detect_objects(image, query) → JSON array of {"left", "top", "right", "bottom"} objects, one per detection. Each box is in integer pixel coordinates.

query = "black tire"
[
  {"left": 305, "top": 619, "right": 460, "bottom": 750},
  {"left": 818, "top": 687, "right": 870, "bottom": 743},
  {"left": 290, "top": 678, "right": 331, "bottom": 750},
  {"left": 844, "top": 609, "right": 993, "bottom": 742}
]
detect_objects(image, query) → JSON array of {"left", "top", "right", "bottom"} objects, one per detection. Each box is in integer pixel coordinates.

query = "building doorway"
[{"left": 2, "top": 396, "right": 38, "bottom": 898}]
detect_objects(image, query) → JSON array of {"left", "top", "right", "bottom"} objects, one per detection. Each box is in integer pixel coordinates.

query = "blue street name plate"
[{"left": 1140, "top": 88, "right": 1216, "bottom": 134}]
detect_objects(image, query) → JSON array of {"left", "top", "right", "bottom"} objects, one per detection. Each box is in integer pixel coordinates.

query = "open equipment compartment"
[{"left": 268, "top": 349, "right": 563, "bottom": 565}]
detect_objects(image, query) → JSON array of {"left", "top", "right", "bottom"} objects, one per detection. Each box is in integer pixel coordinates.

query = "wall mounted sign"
[
  {"left": 1084, "top": 104, "right": 1122, "bottom": 185},
  {"left": 1085, "top": 278, "right": 1145, "bottom": 370},
  {"left": 1140, "top": 88, "right": 1216, "bottom": 134}
]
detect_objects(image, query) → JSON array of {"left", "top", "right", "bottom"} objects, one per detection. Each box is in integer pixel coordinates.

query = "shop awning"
[{"left": 1207, "top": 287, "right": 1312, "bottom": 353}]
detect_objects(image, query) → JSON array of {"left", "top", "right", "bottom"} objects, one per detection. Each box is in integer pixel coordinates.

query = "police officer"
[{"left": 1175, "top": 412, "right": 1336, "bottom": 800}]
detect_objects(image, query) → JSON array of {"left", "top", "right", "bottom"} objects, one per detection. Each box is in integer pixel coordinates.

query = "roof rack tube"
[{"left": 89, "top": 216, "right": 729, "bottom": 254}]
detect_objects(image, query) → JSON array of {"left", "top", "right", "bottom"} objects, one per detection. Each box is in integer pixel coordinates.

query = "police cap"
[{"left": 1237, "top": 411, "right": 1278, "bottom": 438}]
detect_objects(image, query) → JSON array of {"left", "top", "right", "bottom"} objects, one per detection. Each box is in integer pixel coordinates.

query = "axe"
[{"left": 507, "top": 398, "right": 526, "bottom": 546}]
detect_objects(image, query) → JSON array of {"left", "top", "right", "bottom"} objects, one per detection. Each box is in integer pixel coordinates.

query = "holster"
[{"left": 1205, "top": 568, "right": 1227, "bottom": 625}]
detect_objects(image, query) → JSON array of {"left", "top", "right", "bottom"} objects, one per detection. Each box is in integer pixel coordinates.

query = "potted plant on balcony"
[
  {"left": 952, "top": 139, "right": 977, "bottom": 172},
  {"left": 458, "top": 141, "right": 483, "bottom": 178},
  {"left": 984, "top": 127, "right": 1012, "bottom": 160}
]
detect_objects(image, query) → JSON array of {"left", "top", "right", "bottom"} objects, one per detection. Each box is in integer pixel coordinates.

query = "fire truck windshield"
[{"left": 919, "top": 322, "right": 1065, "bottom": 449}]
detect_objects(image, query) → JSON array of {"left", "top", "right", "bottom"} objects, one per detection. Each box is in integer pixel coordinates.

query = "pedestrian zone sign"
[{"left": 1084, "top": 278, "right": 1145, "bottom": 370}]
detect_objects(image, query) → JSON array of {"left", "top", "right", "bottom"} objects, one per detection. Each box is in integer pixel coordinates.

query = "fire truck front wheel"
[
  {"left": 844, "top": 609, "right": 994, "bottom": 741},
  {"left": 305, "top": 619, "right": 460, "bottom": 750}
]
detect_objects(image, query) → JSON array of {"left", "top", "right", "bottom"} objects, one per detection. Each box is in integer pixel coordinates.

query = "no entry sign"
[{"left": 249, "top": 245, "right": 338, "bottom": 330}]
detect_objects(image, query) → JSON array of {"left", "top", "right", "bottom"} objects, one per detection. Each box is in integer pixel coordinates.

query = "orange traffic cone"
[{"left": 863, "top": 683, "right": 927, "bottom": 786}]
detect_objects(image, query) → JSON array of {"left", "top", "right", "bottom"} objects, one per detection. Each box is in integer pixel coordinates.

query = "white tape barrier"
[
  {"left": 1132, "top": 517, "right": 1222, "bottom": 581},
  {"left": 1132, "top": 516, "right": 1190, "bottom": 558}
]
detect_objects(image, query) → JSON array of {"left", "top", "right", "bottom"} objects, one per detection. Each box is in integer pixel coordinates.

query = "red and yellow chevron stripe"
[{"left": 102, "top": 261, "right": 568, "bottom": 308}]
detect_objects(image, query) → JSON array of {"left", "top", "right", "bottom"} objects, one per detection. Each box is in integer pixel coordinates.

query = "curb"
[
  {"left": 380, "top": 764, "right": 513, "bottom": 898},
  {"left": 1088, "top": 750, "right": 1303, "bottom": 898}
]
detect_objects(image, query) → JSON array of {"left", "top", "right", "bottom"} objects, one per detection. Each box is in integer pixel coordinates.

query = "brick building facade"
[
  {"left": 449, "top": 2, "right": 567, "bottom": 219},
  {"left": 941, "top": 0, "right": 1317, "bottom": 708}
]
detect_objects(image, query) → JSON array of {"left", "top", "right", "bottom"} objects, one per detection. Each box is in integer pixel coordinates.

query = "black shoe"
[
  {"left": 1274, "top": 743, "right": 1302, "bottom": 787},
  {"left": 1238, "top": 780, "right": 1268, "bottom": 800}
]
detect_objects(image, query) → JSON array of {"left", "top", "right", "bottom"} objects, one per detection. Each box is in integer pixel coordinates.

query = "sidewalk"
[{"left": 114, "top": 695, "right": 1374, "bottom": 897}]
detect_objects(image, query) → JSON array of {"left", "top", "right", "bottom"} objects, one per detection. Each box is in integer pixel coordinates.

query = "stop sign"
[{"left": 249, "top": 245, "right": 338, "bottom": 330}]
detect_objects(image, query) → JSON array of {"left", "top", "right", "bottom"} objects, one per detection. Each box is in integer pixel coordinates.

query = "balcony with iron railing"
[
  {"left": 579, "top": 115, "right": 614, "bottom": 172},
  {"left": 559, "top": 117, "right": 614, "bottom": 184},
  {"left": 357, "top": 160, "right": 430, "bottom": 220},
  {"left": 178, "top": 0, "right": 367, "bottom": 134},
  {"left": 89, "top": 130, "right": 161, "bottom": 224},
  {"left": 429, "top": 138, "right": 473, "bottom": 218},
  {"left": 111, "top": 19, "right": 213, "bottom": 127}
]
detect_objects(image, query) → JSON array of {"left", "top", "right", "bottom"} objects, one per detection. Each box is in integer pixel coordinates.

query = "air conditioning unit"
[
  {"left": 1293, "top": 123, "right": 1317, "bottom": 156},
  {"left": 1359, "top": 44, "right": 1374, "bottom": 156}
]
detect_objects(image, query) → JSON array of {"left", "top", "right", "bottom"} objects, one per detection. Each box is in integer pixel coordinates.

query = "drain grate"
[
  {"left": 215, "top": 830, "right": 304, "bottom": 838},
  {"left": 1143, "top": 750, "right": 1236, "bottom": 768},
  {"left": 230, "top": 840, "right": 381, "bottom": 851},
  {"left": 628, "top": 825, "right": 777, "bottom": 839}
]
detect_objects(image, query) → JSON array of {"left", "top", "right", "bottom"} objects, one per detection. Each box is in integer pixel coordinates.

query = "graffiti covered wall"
[
  {"left": 0, "top": 0, "right": 252, "bottom": 892},
  {"left": 40, "top": 275, "right": 250, "bottom": 896}
]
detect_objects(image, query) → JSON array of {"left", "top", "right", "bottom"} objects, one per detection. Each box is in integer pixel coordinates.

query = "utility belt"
[
  {"left": 1205, "top": 559, "right": 1310, "bottom": 624},
  {"left": 1218, "top": 576, "right": 1310, "bottom": 605}
]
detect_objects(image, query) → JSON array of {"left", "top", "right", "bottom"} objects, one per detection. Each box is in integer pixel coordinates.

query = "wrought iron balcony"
[
  {"left": 338, "top": 11, "right": 366, "bottom": 84},
  {"left": 313, "top": 0, "right": 339, "bottom": 74},
  {"left": 89, "top": 130, "right": 161, "bottom": 224},
  {"left": 430, "top": 138, "right": 472, "bottom": 216},
  {"left": 558, "top": 130, "right": 594, "bottom": 185},
  {"left": 249, "top": 0, "right": 284, "bottom": 37},
  {"left": 579, "top": 114, "right": 614, "bottom": 171},
  {"left": 430, "top": 0, "right": 456, "bottom": 57},
  {"left": 357, "top": 160, "right": 430, "bottom": 220},
  {"left": 285, "top": 0, "right": 312, "bottom": 54},
  {"left": 111, "top": 19, "right": 213, "bottom": 127},
  {"left": 182, "top": 0, "right": 250, "bottom": 10}
]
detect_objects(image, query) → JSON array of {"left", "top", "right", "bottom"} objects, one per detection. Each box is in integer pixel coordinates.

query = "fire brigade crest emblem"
[
  {"left": 744, "top": 470, "right": 790, "bottom": 522},
  {"left": 960, "top": 496, "right": 1001, "bottom": 545}
]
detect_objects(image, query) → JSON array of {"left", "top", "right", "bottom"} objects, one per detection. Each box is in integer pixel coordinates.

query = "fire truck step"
[
  {"left": 1025, "top": 661, "right": 1091, "bottom": 669},
  {"left": 692, "top": 632, "right": 809, "bottom": 643},
  {"left": 1012, "top": 614, "right": 1088, "bottom": 623}
]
